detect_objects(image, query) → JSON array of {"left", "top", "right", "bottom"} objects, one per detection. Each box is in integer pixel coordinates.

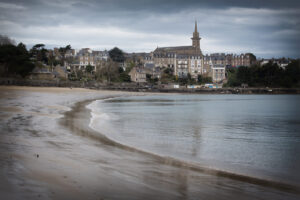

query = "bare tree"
[{"left": 96, "top": 59, "right": 119, "bottom": 82}]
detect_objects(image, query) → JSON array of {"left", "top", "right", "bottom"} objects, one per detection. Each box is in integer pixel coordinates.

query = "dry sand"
[{"left": 0, "top": 86, "right": 299, "bottom": 200}]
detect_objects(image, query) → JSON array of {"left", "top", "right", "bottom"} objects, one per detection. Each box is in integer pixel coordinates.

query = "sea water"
[{"left": 88, "top": 94, "right": 300, "bottom": 186}]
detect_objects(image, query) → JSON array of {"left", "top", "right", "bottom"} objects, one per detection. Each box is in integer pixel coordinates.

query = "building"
[
  {"left": 212, "top": 64, "right": 226, "bottom": 83},
  {"left": 92, "top": 50, "right": 109, "bottom": 62},
  {"left": 152, "top": 21, "right": 204, "bottom": 79},
  {"left": 204, "top": 53, "right": 256, "bottom": 68},
  {"left": 29, "top": 68, "right": 55, "bottom": 80},
  {"left": 69, "top": 48, "right": 109, "bottom": 72},
  {"left": 129, "top": 66, "right": 146, "bottom": 83},
  {"left": 202, "top": 52, "right": 256, "bottom": 83},
  {"left": 79, "top": 51, "right": 95, "bottom": 67},
  {"left": 259, "top": 58, "right": 291, "bottom": 69},
  {"left": 144, "top": 63, "right": 162, "bottom": 79},
  {"left": 65, "top": 49, "right": 76, "bottom": 58},
  {"left": 227, "top": 53, "right": 256, "bottom": 67}
]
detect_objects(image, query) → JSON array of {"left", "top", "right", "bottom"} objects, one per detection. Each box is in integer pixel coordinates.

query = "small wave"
[{"left": 86, "top": 99, "right": 119, "bottom": 135}]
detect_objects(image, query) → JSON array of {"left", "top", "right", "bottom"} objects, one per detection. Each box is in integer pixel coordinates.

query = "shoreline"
[
  {"left": 1, "top": 78, "right": 300, "bottom": 94},
  {"left": 64, "top": 96, "right": 300, "bottom": 194}
]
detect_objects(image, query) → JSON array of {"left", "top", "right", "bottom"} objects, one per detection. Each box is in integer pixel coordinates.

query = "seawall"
[{"left": 1, "top": 78, "right": 300, "bottom": 94}]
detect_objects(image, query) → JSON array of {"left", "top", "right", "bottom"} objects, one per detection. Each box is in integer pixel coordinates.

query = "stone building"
[
  {"left": 212, "top": 64, "right": 226, "bottom": 83},
  {"left": 227, "top": 53, "right": 256, "bottom": 67},
  {"left": 129, "top": 66, "right": 146, "bottom": 83},
  {"left": 69, "top": 48, "right": 108, "bottom": 72},
  {"left": 152, "top": 21, "right": 204, "bottom": 79},
  {"left": 144, "top": 63, "right": 161, "bottom": 79},
  {"left": 202, "top": 52, "right": 256, "bottom": 83},
  {"left": 204, "top": 53, "right": 256, "bottom": 68}
]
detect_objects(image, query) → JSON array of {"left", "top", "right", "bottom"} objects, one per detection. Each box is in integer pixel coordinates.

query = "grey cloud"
[{"left": 0, "top": 0, "right": 300, "bottom": 58}]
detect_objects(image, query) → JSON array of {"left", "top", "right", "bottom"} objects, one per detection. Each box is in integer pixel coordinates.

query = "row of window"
[
  {"left": 80, "top": 62, "right": 94, "bottom": 65},
  {"left": 154, "top": 55, "right": 202, "bottom": 59}
]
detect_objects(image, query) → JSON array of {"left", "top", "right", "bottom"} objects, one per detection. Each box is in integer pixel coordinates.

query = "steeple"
[{"left": 191, "top": 21, "right": 201, "bottom": 51}]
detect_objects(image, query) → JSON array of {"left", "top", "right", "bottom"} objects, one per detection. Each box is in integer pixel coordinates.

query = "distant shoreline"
[{"left": 1, "top": 78, "right": 300, "bottom": 94}]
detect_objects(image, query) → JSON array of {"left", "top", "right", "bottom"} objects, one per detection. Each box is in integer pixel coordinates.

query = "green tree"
[
  {"left": 0, "top": 43, "right": 34, "bottom": 77},
  {"left": 30, "top": 44, "right": 48, "bottom": 64},
  {"left": 161, "top": 67, "right": 175, "bottom": 83},
  {"left": 109, "top": 47, "right": 125, "bottom": 63},
  {"left": 119, "top": 72, "right": 131, "bottom": 82},
  {"left": 58, "top": 45, "right": 71, "bottom": 66},
  {"left": 225, "top": 61, "right": 300, "bottom": 88},
  {"left": 197, "top": 74, "right": 212, "bottom": 84},
  {"left": 85, "top": 65, "right": 94, "bottom": 74},
  {"left": 225, "top": 68, "right": 240, "bottom": 87},
  {"left": 284, "top": 60, "right": 300, "bottom": 86},
  {"left": 197, "top": 74, "right": 203, "bottom": 83}
]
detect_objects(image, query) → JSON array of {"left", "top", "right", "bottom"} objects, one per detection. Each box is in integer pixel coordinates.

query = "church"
[{"left": 152, "top": 21, "right": 204, "bottom": 79}]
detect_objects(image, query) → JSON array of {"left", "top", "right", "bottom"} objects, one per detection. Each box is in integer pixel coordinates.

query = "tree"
[
  {"left": 161, "top": 67, "right": 176, "bottom": 83},
  {"left": 224, "top": 61, "right": 300, "bottom": 88},
  {"left": 197, "top": 74, "right": 203, "bottom": 83},
  {"left": 119, "top": 72, "right": 131, "bottom": 82},
  {"left": 30, "top": 44, "right": 48, "bottom": 64},
  {"left": 96, "top": 60, "right": 119, "bottom": 82},
  {"left": 225, "top": 68, "right": 240, "bottom": 87},
  {"left": 187, "top": 73, "right": 192, "bottom": 81},
  {"left": 197, "top": 74, "right": 212, "bottom": 84},
  {"left": 109, "top": 47, "right": 125, "bottom": 63},
  {"left": 58, "top": 45, "right": 71, "bottom": 66},
  {"left": 284, "top": 60, "right": 300, "bottom": 87},
  {"left": 203, "top": 76, "right": 212, "bottom": 83},
  {"left": 85, "top": 65, "right": 94, "bottom": 74},
  {"left": 47, "top": 53, "right": 59, "bottom": 71},
  {"left": 0, "top": 43, "right": 34, "bottom": 77}
]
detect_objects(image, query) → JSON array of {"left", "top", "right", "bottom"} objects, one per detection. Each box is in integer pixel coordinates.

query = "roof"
[
  {"left": 32, "top": 67, "right": 51, "bottom": 74},
  {"left": 145, "top": 63, "right": 155, "bottom": 68},
  {"left": 176, "top": 54, "right": 203, "bottom": 59},
  {"left": 212, "top": 64, "right": 226, "bottom": 68},
  {"left": 155, "top": 46, "right": 195, "bottom": 52}
]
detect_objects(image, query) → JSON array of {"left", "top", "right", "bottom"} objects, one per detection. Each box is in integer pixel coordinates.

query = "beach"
[{"left": 0, "top": 86, "right": 299, "bottom": 200}]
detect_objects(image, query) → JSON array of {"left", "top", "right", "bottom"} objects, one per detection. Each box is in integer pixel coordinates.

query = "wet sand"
[{"left": 0, "top": 86, "right": 299, "bottom": 200}]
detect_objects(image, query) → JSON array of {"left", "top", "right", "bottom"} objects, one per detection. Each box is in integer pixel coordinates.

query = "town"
[{"left": 0, "top": 22, "right": 299, "bottom": 90}]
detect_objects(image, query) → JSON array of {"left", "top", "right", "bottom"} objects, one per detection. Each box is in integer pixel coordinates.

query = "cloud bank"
[{"left": 0, "top": 0, "right": 299, "bottom": 58}]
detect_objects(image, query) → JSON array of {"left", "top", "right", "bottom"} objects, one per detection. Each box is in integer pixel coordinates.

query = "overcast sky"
[{"left": 0, "top": 0, "right": 299, "bottom": 58}]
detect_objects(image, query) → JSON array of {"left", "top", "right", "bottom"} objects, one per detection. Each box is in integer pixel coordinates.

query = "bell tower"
[{"left": 191, "top": 21, "right": 201, "bottom": 51}]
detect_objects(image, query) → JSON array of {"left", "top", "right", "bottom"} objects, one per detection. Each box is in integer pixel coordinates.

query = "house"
[
  {"left": 212, "top": 64, "right": 226, "bottom": 83},
  {"left": 53, "top": 66, "right": 68, "bottom": 79},
  {"left": 129, "top": 66, "right": 146, "bottom": 83},
  {"left": 29, "top": 68, "right": 55, "bottom": 80},
  {"left": 144, "top": 63, "right": 162, "bottom": 79}
]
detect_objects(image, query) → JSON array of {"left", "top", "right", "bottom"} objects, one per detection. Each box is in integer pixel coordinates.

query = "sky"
[{"left": 0, "top": 0, "right": 300, "bottom": 58}]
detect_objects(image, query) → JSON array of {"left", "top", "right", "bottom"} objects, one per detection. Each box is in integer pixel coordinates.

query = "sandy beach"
[{"left": 0, "top": 86, "right": 299, "bottom": 200}]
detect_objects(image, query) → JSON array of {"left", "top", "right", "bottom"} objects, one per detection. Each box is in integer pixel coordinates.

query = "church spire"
[{"left": 191, "top": 21, "right": 201, "bottom": 51}]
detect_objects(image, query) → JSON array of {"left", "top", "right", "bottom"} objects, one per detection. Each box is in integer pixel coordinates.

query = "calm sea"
[{"left": 88, "top": 94, "right": 300, "bottom": 185}]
